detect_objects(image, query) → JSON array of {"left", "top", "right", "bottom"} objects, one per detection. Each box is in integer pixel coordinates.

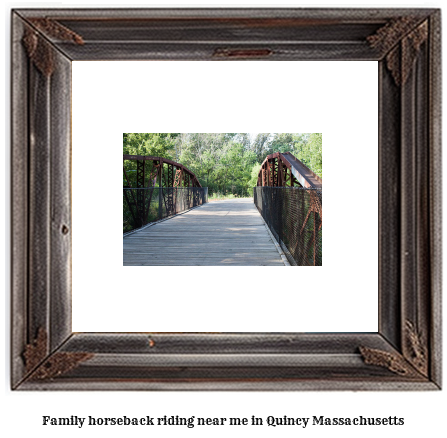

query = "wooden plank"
[{"left": 123, "top": 199, "right": 285, "bottom": 266}]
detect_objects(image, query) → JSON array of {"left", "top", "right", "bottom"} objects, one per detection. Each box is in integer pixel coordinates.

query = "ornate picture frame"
[{"left": 11, "top": 8, "right": 441, "bottom": 390}]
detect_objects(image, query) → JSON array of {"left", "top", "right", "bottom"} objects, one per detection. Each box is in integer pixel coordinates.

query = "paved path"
[{"left": 123, "top": 198, "right": 285, "bottom": 266}]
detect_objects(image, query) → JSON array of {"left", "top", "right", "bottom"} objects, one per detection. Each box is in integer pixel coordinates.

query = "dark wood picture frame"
[{"left": 11, "top": 8, "right": 441, "bottom": 390}]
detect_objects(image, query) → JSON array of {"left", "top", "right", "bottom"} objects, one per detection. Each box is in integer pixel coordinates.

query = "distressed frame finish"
[{"left": 11, "top": 8, "right": 441, "bottom": 390}]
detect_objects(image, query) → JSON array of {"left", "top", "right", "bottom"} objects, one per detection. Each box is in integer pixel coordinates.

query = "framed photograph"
[{"left": 11, "top": 8, "right": 441, "bottom": 390}]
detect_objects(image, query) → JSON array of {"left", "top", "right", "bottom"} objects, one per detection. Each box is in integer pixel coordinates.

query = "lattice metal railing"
[
  {"left": 254, "top": 187, "right": 322, "bottom": 266},
  {"left": 124, "top": 187, "right": 208, "bottom": 233}
]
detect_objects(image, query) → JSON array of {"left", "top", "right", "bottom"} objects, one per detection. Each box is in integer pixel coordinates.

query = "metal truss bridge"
[{"left": 123, "top": 152, "right": 322, "bottom": 266}]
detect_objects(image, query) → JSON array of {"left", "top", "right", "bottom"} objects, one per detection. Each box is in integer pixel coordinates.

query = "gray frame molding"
[{"left": 11, "top": 8, "right": 442, "bottom": 390}]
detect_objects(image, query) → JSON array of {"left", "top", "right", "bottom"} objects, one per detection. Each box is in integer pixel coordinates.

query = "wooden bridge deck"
[{"left": 123, "top": 198, "right": 285, "bottom": 266}]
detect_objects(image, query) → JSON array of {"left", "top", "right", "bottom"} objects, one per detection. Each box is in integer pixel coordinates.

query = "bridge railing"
[
  {"left": 124, "top": 187, "right": 208, "bottom": 234},
  {"left": 254, "top": 187, "right": 322, "bottom": 266}
]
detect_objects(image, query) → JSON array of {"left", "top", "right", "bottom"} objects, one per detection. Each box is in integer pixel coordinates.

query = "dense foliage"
[{"left": 123, "top": 133, "right": 322, "bottom": 196}]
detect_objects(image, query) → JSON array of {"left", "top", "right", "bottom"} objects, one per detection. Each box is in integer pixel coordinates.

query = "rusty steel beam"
[
  {"left": 257, "top": 151, "right": 322, "bottom": 189},
  {"left": 123, "top": 155, "right": 202, "bottom": 188},
  {"left": 280, "top": 152, "right": 322, "bottom": 189},
  {"left": 256, "top": 151, "right": 322, "bottom": 267},
  {"left": 123, "top": 155, "right": 204, "bottom": 232}
]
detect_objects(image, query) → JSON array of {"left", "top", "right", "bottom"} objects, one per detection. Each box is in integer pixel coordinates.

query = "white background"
[
  {"left": 72, "top": 60, "right": 378, "bottom": 332},
  {"left": 2, "top": 1, "right": 445, "bottom": 438}
]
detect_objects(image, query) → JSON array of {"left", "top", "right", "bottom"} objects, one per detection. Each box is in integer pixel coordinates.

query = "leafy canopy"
[{"left": 123, "top": 133, "right": 322, "bottom": 195}]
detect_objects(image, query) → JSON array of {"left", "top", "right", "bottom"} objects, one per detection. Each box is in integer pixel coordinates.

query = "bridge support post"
[
  {"left": 158, "top": 187, "right": 162, "bottom": 220},
  {"left": 158, "top": 160, "right": 163, "bottom": 220}
]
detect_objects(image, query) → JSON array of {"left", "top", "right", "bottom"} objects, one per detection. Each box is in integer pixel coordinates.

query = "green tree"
[
  {"left": 292, "top": 133, "right": 322, "bottom": 178},
  {"left": 248, "top": 163, "right": 261, "bottom": 189},
  {"left": 123, "top": 132, "right": 321, "bottom": 195},
  {"left": 251, "top": 133, "right": 271, "bottom": 163},
  {"left": 123, "top": 133, "right": 177, "bottom": 158},
  {"left": 123, "top": 133, "right": 178, "bottom": 186},
  {"left": 268, "top": 133, "right": 295, "bottom": 154}
]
